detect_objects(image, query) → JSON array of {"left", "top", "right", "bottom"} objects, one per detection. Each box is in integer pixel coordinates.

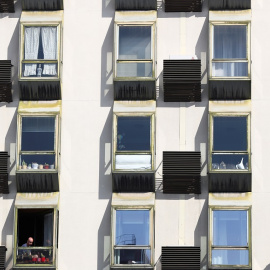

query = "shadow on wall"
[
  {"left": 194, "top": 193, "right": 208, "bottom": 270},
  {"left": 265, "top": 264, "right": 270, "bottom": 270},
  {"left": 102, "top": 0, "right": 115, "bottom": 18},
  {"left": 100, "top": 18, "right": 114, "bottom": 108},
  {"left": 97, "top": 200, "right": 111, "bottom": 270},
  {"left": 99, "top": 108, "right": 113, "bottom": 199}
]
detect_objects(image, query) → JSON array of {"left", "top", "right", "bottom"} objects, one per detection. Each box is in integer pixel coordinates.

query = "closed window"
[
  {"left": 210, "top": 207, "right": 251, "bottom": 268},
  {"left": 112, "top": 208, "right": 153, "bottom": 266},
  {"left": 20, "top": 25, "right": 60, "bottom": 79},
  {"left": 115, "top": 24, "right": 155, "bottom": 79},
  {"left": 17, "top": 115, "right": 60, "bottom": 171},
  {"left": 210, "top": 113, "right": 250, "bottom": 171},
  {"left": 114, "top": 114, "right": 155, "bottom": 171},
  {"left": 210, "top": 23, "right": 250, "bottom": 78}
]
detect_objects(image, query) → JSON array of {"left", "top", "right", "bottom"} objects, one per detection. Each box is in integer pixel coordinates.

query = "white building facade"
[{"left": 0, "top": 0, "right": 269, "bottom": 269}]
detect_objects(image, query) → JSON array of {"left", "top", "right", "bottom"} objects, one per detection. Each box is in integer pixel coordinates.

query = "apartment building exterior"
[{"left": 0, "top": 0, "right": 270, "bottom": 269}]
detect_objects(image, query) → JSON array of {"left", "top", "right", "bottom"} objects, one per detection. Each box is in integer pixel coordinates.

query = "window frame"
[
  {"left": 19, "top": 22, "right": 62, "bottom": 80},
  {"left": 114, "top": 22, "right": 156, "bottom": 81},
  {"left": 209, "top": 112, "right": 251, "bottom": 173},
  {"left": 16, "top": 112, "right": 60, "bottom": 172},
  {"left": 111, "top": 206, "right": 154, "bottom": 267},
  {"left": 13, "top": 206, "right": 58, "bottom": 268},
  {"left": 209, "top": 206, "right": 252, "bottom": 269},
  {"left": 209, "top": 21, "right": 251, "bottom": 79},
  {"left": 113, "top": 112, "right": 155, "bottom": 172}
]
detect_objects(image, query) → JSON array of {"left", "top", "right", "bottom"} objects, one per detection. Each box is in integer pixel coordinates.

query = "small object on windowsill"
[
  {"left": 37, "top": 64, "right": 42, "bottom": 77},
  {"left": 50, "top": 164, "right": 54, "bottom": 169},
  {"left": 32, "top": 162, "right": 38, "bottom": 169},
  {"left": 27, "top": 164, "right": 32, "bottom": 169},
  {"left": 44, "top": 163, "right": 49, "bottom": 169},
  {"left": 236, "top": 158, "right": 245, "bottom": 169},
  {"left": 39, "top": 164, "right": 43, "bottom": 169},
  {"left": 19, "top": 165, "right": 22, "bottom": 170},
  {"left": 219, "top": 161, "right": 226, "bottom": 169}
]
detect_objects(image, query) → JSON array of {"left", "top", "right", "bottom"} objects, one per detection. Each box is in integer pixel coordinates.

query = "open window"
[
  {"left": 209, "top": 207, "right": 251, "bottom": 269},
  {"left": 209, "top": 113, "right": 250, "bottom": 172},
  {"left": 14, "top": 193, "right": 58, "bottom": 268},
  {"left": 210, "top": 22, "right": 250, "bottom": 78}
]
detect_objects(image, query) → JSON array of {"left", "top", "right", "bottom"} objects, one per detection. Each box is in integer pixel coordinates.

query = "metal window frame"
[
  {"left": 114, "top": 22, "right": 156, "bottom": 81},
  {"left": 209, "top": 206, "right": 252, "bottom": 269},
  {"left": 19, "top": 22, "right": 62, "bottom": 81},
  {"left": 208, "top": 112, "right": 251, "bottom": 173},
  {"left": 209, "top": 21, "right": 251, "bottom": 80},
  {"left": 113, "top": 112, "right": 155, "bottom": 172},
  {"left": 16, "top": 112, "right": 60, "bottom": 172},
  {"left": 111, "top": 206, "right": 154, "bottom": 267},
  {"left": 13, "top": 206, "right": 58, "bottom": 268}
]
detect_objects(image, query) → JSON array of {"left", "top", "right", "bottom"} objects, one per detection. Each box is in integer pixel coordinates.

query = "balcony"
[
  {"left": 209, "top": 0, "right": 251, "bottom": 10},
  {"left": 0, "top": 152, "right": 9, "bottom": 194},
  {"left": 163, "top": 152, "right": 201, "bottom": 194},
  {"left": 164, "top": 0, "right": 202, "bottom": 12},
  {"left": 163, "top": 60, "right": 201, "bottom": 102},
  {"left": 22, "top": 0, "right": 64, "bottom": 10},
  {"left": 0, "top": 0, "right": 14, "bottom": 12},
  {"left": 115, "top": 0, "right": 157, "bottom": 10},
  {"left": 0, "top": 60, "right": 12, "bottom": 102}
]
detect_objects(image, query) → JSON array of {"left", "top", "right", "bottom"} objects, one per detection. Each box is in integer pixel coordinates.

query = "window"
[
  {"left": 209, "top": 113, "right": 250, "bottom": 171},
  {"left": 112, "top": 208, "right": 154, "bottom": 266},
  {"left": 115, "top": 23, "right": 155, "bottom": 79},
  {"left": 210, "top": 23, "right": 250, "bottom": 78},
  {"left": 209, "top": 207, "right": 251, "bottom": 268},
  {"left": 113, "top": 114, "right": 155, "bottom": 171},
  {"left": 15, "top": 208, "right": 57, "bottom": 266},
  {"left": 20, "top": 24, "right": 60, "bottom": 79},
  {"left": 17, "top": 115, "right": 60, "bottom": 171}
]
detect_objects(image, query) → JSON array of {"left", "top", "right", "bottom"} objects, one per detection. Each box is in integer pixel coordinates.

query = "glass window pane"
[
  {"left": 115, "top": 210, "right": 150, "bottom": 246},
  {"left": 119, "top": 26, "right": 151, "bottom": 60},
  {"left": 213, "top": 25, "right": 247, "bottom": 59},
  {"left": 212, "top": 62, "right": 248, "bottom": 77},
  {"left": 212, "top": 249, "right": 249, "bottom": 265},
  {"left": 117, "top": 62, "right": 152, "bottom": 77},
  {"left": 21, "top": 117, "right": 55, "bottom": 151},
  {"left": 212, "top": 154, "right": 249, "bottom": 170},
  {"left": 22, "top": 63, "right": 58, "bottom": 78},
  {"left": 117, "top": 117, "right": 151, "bottom": 151},
  {"left": 213, "top": 117, "right": 247, "bottom": 151},
  {"left": 114, "top": 249, "right": 151, "bottom": 264},
  {"left": 213, "top": 210, "right": 248, "bottom": 246}
]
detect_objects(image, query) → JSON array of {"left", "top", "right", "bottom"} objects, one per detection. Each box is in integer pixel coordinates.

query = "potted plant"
[
  {"left": 44, "top": 163, "right": 49, "bottom": 169},
  {"left": 39, "top": 164, "right": 43, "bottom": 169},
  {"left": 32, "top": 162, "right": 38, "bottom": 169},
  {"left": 41, "top": 253, "right": 45, "bottom": 262},
  {"left": 22, "top": 160, "right": 27, "bottom": 170}
]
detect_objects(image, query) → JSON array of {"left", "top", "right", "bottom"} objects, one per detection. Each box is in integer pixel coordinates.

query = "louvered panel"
[
  {"left": 0, "top": 61, "right": 12, "bottom": 102},
  {"left": 165, "top": 0, "right": 202, "bottom": 12},
  {"left": 162, "top": 246, "right": 200, "bottom": 270},
  {"left": 163, "top": 152, "right": 201, "bottom": 194},
  {"left": 22, "top": 0, "right": 63, "bottom": 10},
  {"left": 0, "top": 0, "right": 14, "bottom": 12},
  {"left": 0, "top": 152, "right": 9, "bottom": 194},
  {"left": 0, "top": 246, "right": 7, "bottom": 270},
  {"left": 163, "top": 60, "right": 201, "bottom": 102},
  {"left": 115, "top": 0, "right": 157, "bottom": 10},
  {"left": 209, "top": 0, "right": 251, "bottom": 10}
]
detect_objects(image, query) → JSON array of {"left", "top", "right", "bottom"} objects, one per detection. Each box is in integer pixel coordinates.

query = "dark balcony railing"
[
  {"left": 163, "top": 60, "right": 201, "bottom": 102},
  {"left": 209, "top": 0, "right": 251, "bottom": 10},
  {"left": 0, "top": 246, "right": 7, "bottom": 270},
  {"left": 162, "top": 246, "right": 200, "bottom": 270},
  {"left": 22, "top": 0, "right": 63, "bottom": 10},
  {"left": 163, "top": 152, "right": 201, "bottom": 194},
  {"left": 115, "top": 0, "right": 157, "bottom": 10},
  {"left": 0, "top": 152, "right": 9, "bottom": 194},
  {"left": 0, "top": 60, "right": 12, "bottom": 102},
  {"left": 0, "top": 0, "right": 14, "bottom": 13},
  {"left": 165, "top": 0, "right": 202, "bottom": 12}
]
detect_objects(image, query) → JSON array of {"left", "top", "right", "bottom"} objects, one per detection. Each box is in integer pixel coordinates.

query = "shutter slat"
[
  {"left": 165, "top": 0, "right": 202, "bottom": 12},
  {"left": 0, "top": 0, "right": 14, "bottom": 13}
]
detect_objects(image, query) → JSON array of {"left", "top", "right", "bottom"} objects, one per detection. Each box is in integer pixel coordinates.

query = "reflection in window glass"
[
  {"left": 212, "top": 249, "right": 249, "bottom": 265},
  {"left": 213, "top": 117, "right": 247, "bottom": 151},
  {"left": 117, "top": 117, "right": 151, "bottom": 151},
  {"left": 119, "top": 26, "right": 151, "bottom": 60},
  {"left": 22, "top": 117, "right": 55, "bottom": 151}
]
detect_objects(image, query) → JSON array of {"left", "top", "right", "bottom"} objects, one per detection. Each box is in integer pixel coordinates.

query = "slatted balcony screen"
[
  {"left": 163, "top": 60, "right": 201, "bottom": 102},
  {"left": 162, "top": 246, "right": 200, "bottom": 270},
  {"left": 209, "top": 0, "right": 251, "bottom": 10},
  {"left": 0, "top": 152, "right": 9, "bottom": 194},
  {"left": 22, "top": 0, "right": 64, "bottom": 10},
  {"left": 0, "top": 246, "right": 7, "bottom": 270},
  {"left": 0, "top": 60, "right": 12, "bottom": 102},
  {"left": 115, "top": 0, "right": 157, "bottom": 10},
  {"left": 163, "top": 152, "right": 201, "bottom": 194},
  {"left": 165, "top": 0, "right": 202, "bottom": 12},
  {"left": 0, "top": 0, "right": 14, "bottom": 13}
]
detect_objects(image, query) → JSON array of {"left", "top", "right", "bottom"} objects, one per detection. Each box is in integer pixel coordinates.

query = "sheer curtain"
[
  {"left": 213, "top": 25, "right": 247, "bottom": 77},
  {"left": 41, "top": 27, "right": 57, "bottom": 75},
  {"left": 24, "top": 27, "right": 40, "bottom": 76}
]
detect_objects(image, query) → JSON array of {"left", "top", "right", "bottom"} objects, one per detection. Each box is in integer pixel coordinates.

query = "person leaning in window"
[{"left": 21, "top": 237, "right": 34, "bottom": 256}]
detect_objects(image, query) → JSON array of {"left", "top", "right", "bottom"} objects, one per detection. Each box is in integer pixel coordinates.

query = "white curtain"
[
  {"left": 41, "top": 27, "right": 57, "bottom": 75},
  {"left": 24, "top": 27, "right": 40, "bottom": 76}
]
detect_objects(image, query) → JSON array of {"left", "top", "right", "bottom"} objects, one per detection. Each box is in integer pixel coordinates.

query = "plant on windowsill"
[
  {"left": 44, "top": 163, "right": 49, "bottom": 169},
  {"left": 22, "top": 160, "right": 27, "bottom": 170},
  {"left": 39, "top": 164, "right": 43, "bottom": 169}
]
